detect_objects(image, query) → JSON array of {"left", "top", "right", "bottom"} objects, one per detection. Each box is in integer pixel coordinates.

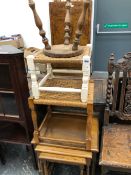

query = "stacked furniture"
[
  {"left": 27, "top": 51, "right": 99, "bottom": 175},
  {"left": 0, "top": 45, "right": 36, "bottom": 167},
  {"left": 99, "top": 53, "right": 131, "bottom": 174},
  {"left": 27, "top": 0, "right": 99, "bottom": 174}
]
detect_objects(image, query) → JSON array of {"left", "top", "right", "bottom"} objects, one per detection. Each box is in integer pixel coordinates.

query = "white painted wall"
[
  {"left": 0, "top": 0, "right": 51, "bottom": 48},
  {"left": 0, "top": 0, "right": 94, "bottom": 49}
]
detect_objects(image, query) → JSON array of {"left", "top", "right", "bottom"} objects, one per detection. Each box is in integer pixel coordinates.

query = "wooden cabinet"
[{"left": 0, "top": 45, "right": 36, "bottom": 166}]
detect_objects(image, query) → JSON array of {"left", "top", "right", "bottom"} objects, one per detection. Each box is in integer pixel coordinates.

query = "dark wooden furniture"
[
  {"left": 99, "top": 53, "right": 131, "bottom": 174},
  {"left": 0, "top": 45, "right": 36, "bottom": 167}
]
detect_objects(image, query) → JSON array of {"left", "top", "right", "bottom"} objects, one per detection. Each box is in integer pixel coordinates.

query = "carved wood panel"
[
  {"left": 105, "top": 53, "right": 131, "bottom": 122},
  {"left": 124, "top": 76, "right": 131, "bottom": 115}
]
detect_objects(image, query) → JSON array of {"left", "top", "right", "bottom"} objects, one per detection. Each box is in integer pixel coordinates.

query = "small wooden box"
[{"left": 39, "top": 111, "right": 88, "bottom": 149}]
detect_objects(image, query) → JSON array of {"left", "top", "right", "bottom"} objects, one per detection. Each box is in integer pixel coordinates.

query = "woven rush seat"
[
  {"left": 33, "top": 80, "right": 94, "bottom": 108},
  {"left": 34, "top": 46, "right": 90, "bottom": 65},
  {"left": 26, "top": 46, "right": 91, "bottom": 103},
  {"left": 43, "top": 78, "right": 82, "bottom": 88},
  {"left": 100, "top": 124, "right": 131, "bottom": 169}
]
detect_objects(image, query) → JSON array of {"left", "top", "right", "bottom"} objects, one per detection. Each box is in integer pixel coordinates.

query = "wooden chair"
[
  {"left": 27, "top": 0, "right": 93, "bottom": 103},
  {"left": 99, "top": 53, "right": 131, "bottom": 174},
  {"left": 26, "top": 47, "right": 91, "bottom": 103}
]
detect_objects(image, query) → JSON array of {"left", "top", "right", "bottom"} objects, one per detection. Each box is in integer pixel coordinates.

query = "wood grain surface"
[
  {"left": 49, "top": 1, "right": 91, "bottom": 45},
  {"left": 100, "top": 124, "right": 131, "bottom": 169}
]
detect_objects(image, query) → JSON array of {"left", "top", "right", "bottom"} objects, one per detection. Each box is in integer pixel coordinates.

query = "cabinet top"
[{"left": 0, "top": 45, "right": 23, "bottom": 54}]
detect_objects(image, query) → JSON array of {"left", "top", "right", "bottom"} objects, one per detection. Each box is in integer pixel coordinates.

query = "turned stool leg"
[
  {"left": 28, "top": 144, "right": 38, "bottom": 170},
  {"left": 43, "top": 160, "right": 49, "bottom": 175},
  {"left": 80, "top": 165, "right": 85, "bottom": 175},
  {"left": 0, "top": 144, "right": 6, "bottom": 165},
  {"left": 38, "top": 159, "right": 43, "bottom": 175},
  {"left": 91, "top": 152, "right": 97, "bottom": 175},
  {"left": 87, "top": 165, "right": 90, "bottom": 175},
  {"left": 101, "top": 166, "right": 108, "bottom": 175}
]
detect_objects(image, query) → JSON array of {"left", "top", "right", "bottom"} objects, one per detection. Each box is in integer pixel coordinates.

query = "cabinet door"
[
  {"left": 0, "top": 95, "right": 4, "bottom": 116},
  {"left": 0, "top": 63, "right": 13, "bottom": 91},
  {"left": 0, "top": 58, "right": 23, "bottom": 120},
  {"left": 0, "top": 93, "right": 19, "bottom": 118}
]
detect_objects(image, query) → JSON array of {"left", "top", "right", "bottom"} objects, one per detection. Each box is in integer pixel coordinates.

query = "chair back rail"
[{"left": 104, "top": 53, "right": 131, "bottom": 125}]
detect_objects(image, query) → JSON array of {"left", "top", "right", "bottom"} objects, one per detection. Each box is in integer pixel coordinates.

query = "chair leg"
[
  {"left": 38, "top": 159, "right": 44, "bottom": 175},
  {"left": 80, "top": 165, "right": 84, "bottom": 175},
  {"left": 26, "top": 145, "right": 30, "bottom": 152},
  {"left": 87, "top": 165, "right": 90, "bottom": 175},
  {"left": 91, "top": 152, "right": 97, "bottom": 175},
  {"left": 48, "top": 162, "right": 54, "bottom": 175},
  {"left": 0, "top": 144, "right": 6, "bottom": 165},
  {"left": 101, "top": 166, "right": 108, "bottom": 175},
  {"left": 43, "top": 160, "right": 48, "bottom": 175}
]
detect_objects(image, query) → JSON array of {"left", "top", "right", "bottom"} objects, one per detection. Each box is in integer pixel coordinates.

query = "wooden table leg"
[
  {"left": 43, "top": 160, "right": 49, "bottom": 175},
  {"left": 0, "top": 144, "right": 6, "bottom": 165},
  {"left": 87, "top": 165, "right": 90, "bottom": 175},
  {"left": 91, "top": 152, "right": 97, "bottom": 175},
  {"left": 80, "top": 165, "right": 85, "bottom": 175}
]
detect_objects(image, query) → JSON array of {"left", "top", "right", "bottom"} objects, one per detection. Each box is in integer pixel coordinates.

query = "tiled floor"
[
  {"left": 0, "top": 144, "right": 38, "bottom": 175},
  {"left": 0, "top": 144, "right": 130, "bottom": 175},
  {"left": 0, "top": 144, "right": 81, "bottom": 175}
]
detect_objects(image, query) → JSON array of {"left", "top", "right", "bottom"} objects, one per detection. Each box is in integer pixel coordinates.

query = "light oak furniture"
[
  {"left": 27, "top": 0, "right": 99, "bottom": 174},
  {"left": 27, "top": 0, "right": 93, "bottom": 103},
  {"left": 26, "top": 46, "right": 91, "bottom": 103},
  {"left": 99, "top": 53, "right": 131, "bottom": 174},
  {"left": 28, "top": 79, "right": 99, "bottom": 175}
]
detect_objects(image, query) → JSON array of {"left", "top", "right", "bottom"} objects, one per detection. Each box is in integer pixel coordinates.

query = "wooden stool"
[{"left": 26, "top": 46, "right": 91, "bottom": 103}]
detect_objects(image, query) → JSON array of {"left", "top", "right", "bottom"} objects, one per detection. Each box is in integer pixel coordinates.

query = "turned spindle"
[
  {"left": 104, "top": 54, "right": 114, "bottom": 125},
  {"left": 28, "top": 0, "right": 51, "bottom": 50},
  {"left": 72, "top": 0, "right": 89, "bottom": 51},
  {"left": 64, "top": 0, "right": 71, "bottom": 45}
]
